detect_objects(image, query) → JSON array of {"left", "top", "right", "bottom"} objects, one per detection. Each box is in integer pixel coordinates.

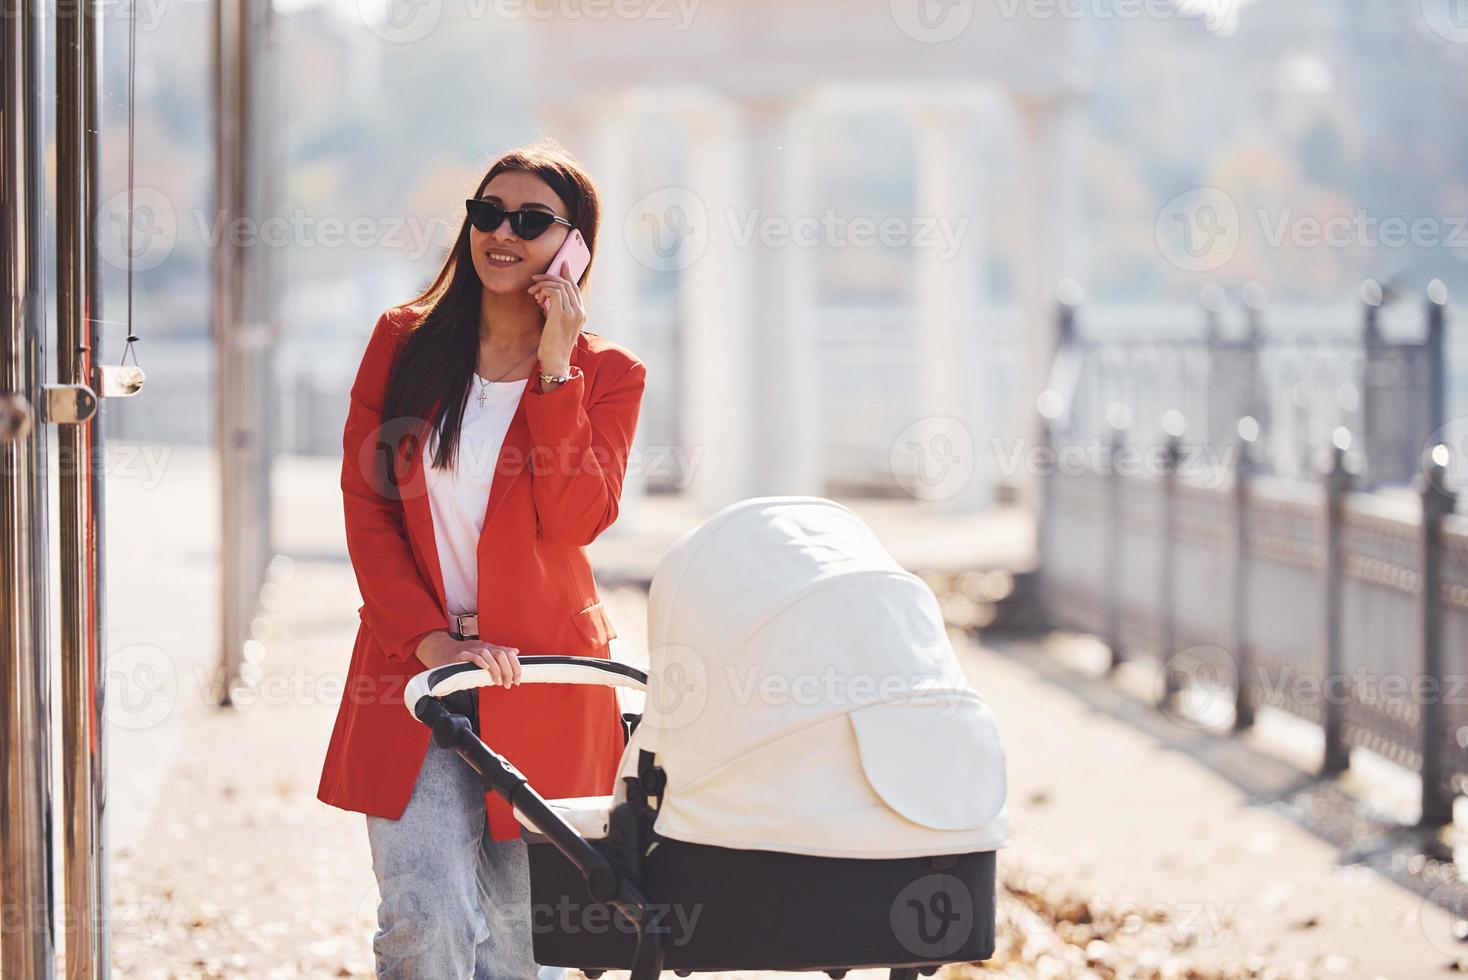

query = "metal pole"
[
  {"left": 82, "top": 0, "right": 113, "bottom": 965},
  {"left": 1321, "top": 440, "right": 1353, "bottom": 775},
  {"left": 1418, "top": 445, "right": 1456, "bottom": 828},
  {"left": 2, "top": 0, "right": 58, "bottom": 970},
  {"left": 1105, "top": 422, "right": 1126, "bottom": 671},
  {"left": 214, "top": 0, "right": 246, "bottom": 703},
  {"left": 57, "top": 0, "right": 109, "bottom": 968},
  {"left": 213, "top": 0, "right": 234, "bottom": 703},
  {"left": 1157, "top": 429, "right": 1182, "bottom": 706},
  {"left": 1231, "top": 423, "right": 1258, "bottom": 732},
  {"left": 250, "top": 0, "right": 279, "bottom": 649},
  {"left": 1036, "top": 416, "right": 1054, "bottom": 627},
  {"left": 1036, "top": 297, "right": 1076, "bottom": 635},
  {"left": 213, "top": 0, "right": 277, "bottom": 707},
  {"left": 1426, "top": 289, "right": 1446, "bottom": 443},
  {"left": 1359, "top": 285, "right": 1382, "bottom": 489},
  {"left": 1242, "top": 288, "right": 1268, "bottom": 457}
]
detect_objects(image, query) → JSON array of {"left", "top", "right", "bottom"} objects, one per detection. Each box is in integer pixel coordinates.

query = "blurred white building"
[{"left": 528, "top": 0, "right": 1090, "bottom": 518}]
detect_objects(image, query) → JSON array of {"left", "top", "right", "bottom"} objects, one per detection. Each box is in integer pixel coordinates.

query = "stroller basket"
[{"left": 405, "top": 496, "right": 1007, "bottom": 980}]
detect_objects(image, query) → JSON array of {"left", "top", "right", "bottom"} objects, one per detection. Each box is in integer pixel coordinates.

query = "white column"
[
  {"left": 678, "top": 100, "right": 756, "bottom": 511},
  {"left": 911, "top": 99, "right": 990, "bottom": 514},
  {"left": 736, "top": 90, "right": 822, "bottom": 498},
  {"left": 1012, "top": 91, "right": 1088, "bottom": 515},
  {"left": 540, "top": 96, "right": 649, "bottom": 533}
]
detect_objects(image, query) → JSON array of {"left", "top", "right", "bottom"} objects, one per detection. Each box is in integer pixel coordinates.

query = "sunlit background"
[
  {"left": 95, "top": 0, "right": 1468, "bottom": 483},
  {"left": 25, "top": 0, "right": 1468, "bottom": 976}
]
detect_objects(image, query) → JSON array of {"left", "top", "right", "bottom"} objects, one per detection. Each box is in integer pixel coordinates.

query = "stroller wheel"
[
  {"left": 583, "top": 973, "right": 604, "bottom": 979},
  {"left": 675, "top": 972, "right": 691, "bottom": 977},
  {"left": 826, "top": 972, "right": 847, "bottom": 979},
  {"left": 920, "top": 969, "right": 939, "bottom": 977}
]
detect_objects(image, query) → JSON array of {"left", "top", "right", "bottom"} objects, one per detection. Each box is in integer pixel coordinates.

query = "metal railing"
[
  {"left": 1045, "top": 282, "right": 1447, "bottom": 489},
  {"left": 1037, "top": 286, "right": 1466, "bottom": 826}
]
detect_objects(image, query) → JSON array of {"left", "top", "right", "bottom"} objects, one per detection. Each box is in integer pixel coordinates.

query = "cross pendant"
[{"left": 476, "top": 389, "right": 487, "bottom": 408}]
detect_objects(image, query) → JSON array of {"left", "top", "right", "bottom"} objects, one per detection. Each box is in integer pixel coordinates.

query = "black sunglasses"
[{"left": 464, "top": 198, "right": 573, "bottom": 240}]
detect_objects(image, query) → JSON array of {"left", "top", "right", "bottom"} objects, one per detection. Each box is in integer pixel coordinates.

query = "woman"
[{"left": 316, "top": 138, "right": 648, "bottom": 979}]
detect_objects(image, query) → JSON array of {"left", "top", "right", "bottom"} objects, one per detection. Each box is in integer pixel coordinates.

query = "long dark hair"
[{"left": 378, "top": 137, "right": 601, "bottom": 488}]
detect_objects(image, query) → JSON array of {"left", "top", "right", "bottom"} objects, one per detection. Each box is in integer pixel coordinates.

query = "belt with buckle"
[{"left": 450, "top": 612, "right": 479, "bottom": 639}]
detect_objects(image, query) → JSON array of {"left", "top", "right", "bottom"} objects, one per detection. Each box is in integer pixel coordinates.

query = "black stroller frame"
[{"left": 410, "top": 658, "right": 998, "bottom": 980}]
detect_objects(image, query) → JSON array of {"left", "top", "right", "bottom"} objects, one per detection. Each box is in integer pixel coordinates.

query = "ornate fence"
[
  {"left": 1045, "top": 284, "right": 1447, "bottom": 488},
  {"left": 1038, "top": 285, "right": 1467, "bottom": 825}
]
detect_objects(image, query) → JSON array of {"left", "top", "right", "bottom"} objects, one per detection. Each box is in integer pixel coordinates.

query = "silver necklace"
[{"left": 476, "top": 348, "right": 535, "bottom": 407}]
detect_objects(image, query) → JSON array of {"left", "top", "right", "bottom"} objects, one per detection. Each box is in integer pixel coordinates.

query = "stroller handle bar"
[{"left": 404, "top": 656, "right": 649, "bottom": 721}]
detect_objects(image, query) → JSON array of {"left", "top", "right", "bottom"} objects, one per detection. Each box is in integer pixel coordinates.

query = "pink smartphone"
[{"left": 537, "top": 228, "right": 591, "bottom": 312}]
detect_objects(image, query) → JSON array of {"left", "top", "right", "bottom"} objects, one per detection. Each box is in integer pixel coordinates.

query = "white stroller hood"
[{"left": 614, "top": 495, "right": 1009, "bottom": 859}]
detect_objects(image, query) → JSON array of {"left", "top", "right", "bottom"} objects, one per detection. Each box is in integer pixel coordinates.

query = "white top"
[
  {"left": 422, "top": 375, "right": 529, "bottom": 616},
  {"left": 611, "top": 495, "right": 1009, "bottom": 859}
]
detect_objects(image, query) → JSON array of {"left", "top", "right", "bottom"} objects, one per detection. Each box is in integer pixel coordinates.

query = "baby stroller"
[{"left": 405, "top": 495, "right": 1008, "bottom": 980}]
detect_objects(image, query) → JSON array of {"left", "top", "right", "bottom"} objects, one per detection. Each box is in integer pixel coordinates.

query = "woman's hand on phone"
[
  {"left": 414, "top": 631, "right": 522, "bottom": 688},
  {"left": 530, "top": 258, "right": 586, "bottom": 372}
]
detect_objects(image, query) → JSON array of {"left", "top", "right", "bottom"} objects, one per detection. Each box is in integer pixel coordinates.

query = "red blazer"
[{"left": 316, "top": 305, "right": 647, "bottom": 842}]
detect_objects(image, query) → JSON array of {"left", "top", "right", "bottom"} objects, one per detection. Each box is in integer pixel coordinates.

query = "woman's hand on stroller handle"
[
  {"left": 404, "top": 656, "right": 649, "bottom": 722},
  {"left": 414, "top": 630, "right": 522, "bottom": 688}
]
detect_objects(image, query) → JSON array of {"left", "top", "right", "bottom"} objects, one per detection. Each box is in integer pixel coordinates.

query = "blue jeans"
[{"left": 366, "top": 690, "right": 568, "bottom": 980}]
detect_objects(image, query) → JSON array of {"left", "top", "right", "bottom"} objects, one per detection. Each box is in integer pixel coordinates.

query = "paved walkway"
[{"left": 99, "top": 446, "right": 1454, "bottom": 978}]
